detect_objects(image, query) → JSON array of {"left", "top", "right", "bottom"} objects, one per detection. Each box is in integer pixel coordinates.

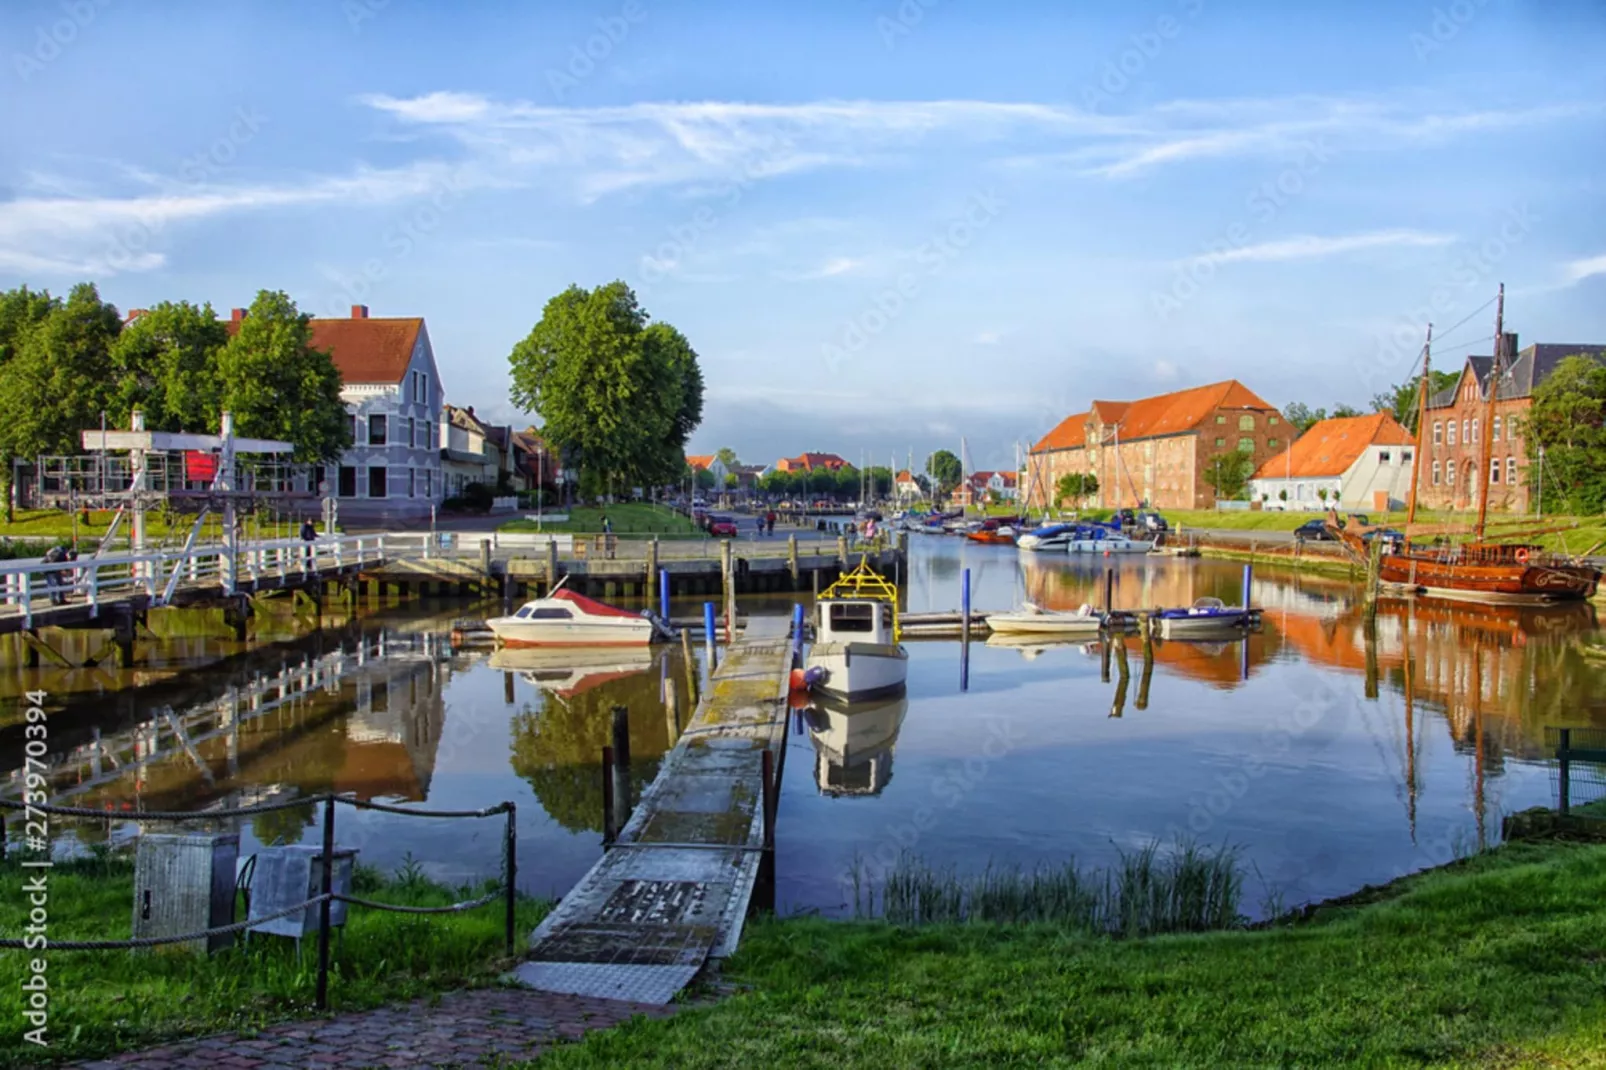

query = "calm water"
[{"left": 5, "top": 537, "right": 1603, "bottom": 915}]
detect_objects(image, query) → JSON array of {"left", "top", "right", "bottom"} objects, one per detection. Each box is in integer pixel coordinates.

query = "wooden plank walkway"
[{"left": 511, "top": 617, "right": 793, "bottom": 1005}]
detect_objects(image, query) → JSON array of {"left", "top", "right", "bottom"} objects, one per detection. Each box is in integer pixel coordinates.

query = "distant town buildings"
[
  {"left": 1029, "top": 380, "right": 1285, "bottom": 511},
  {"left": 957, "top": 470, "right": 1018, "bottom": 505},
  {"left": 1249, "top": 413, "right": 1415, "bottom": 511},
  {"left": 774, "top": 452, "right": 850, "bottom": 473}
]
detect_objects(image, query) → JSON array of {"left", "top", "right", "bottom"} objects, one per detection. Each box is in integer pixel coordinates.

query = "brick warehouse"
[
  {"left": 1417, "top": 336, "right": 1606, "bottom": 514},
  {"left": 1028, "top": 380, "right": 1286, "bottom": 511}
]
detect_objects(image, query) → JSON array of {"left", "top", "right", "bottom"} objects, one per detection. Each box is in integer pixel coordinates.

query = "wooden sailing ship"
[{"left": 1331, "top": 286, "right": 1601, "bottom": 605}]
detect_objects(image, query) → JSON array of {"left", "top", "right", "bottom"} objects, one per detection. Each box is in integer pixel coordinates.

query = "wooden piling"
[{"left": 787, "top": 534, "right": 799, "bottom": 587}]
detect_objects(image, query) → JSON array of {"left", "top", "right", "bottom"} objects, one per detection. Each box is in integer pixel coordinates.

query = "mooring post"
[
  {"left": 647, "top": 537, "right": 659, "bottom": 593},
  {"left": 788, "top": 534, "right": 799, "bottom": 587},
  {"left": 315, "top": 795, "right": 336, "bottom": 1010},
  {"left": 503, "top": 671, "right": 515, "bottom": 705},
  {"left": 480, "top": 539, "right": 491, "bottom": 582},
  {"left": 960, "top": 567, "right": 972, "bottom": 692},
  {"left": 1104, "top": 567, "right": 1114, "bottom": 613},
  {"left": 791, "top": 602, "right": 806, "bottom": 668},
  {"left": 1559, "top": 728, "right": 1572, "bottom": 815},
  {"left": 601, "top": 745, "right": 616, "bottom": 846},
  {"left": 659, "top": 568, "right": 670, "bottom": 621},
  {"left": 681, "top": 626, "right": 697, "bottom": 702},
  {"left": 836, "top": 534, "right": 848, "bottom": 566},
  {"left": 503, "top": 803, "right": 517, "bottom": 957},
  {"left": 1241, "top": 563, "right": 1253, "bottom": 609},
  {"left": 611, "top": 705, "right": 632, "bottom": 823},
  {"left": 546, "top": 538, "right": 559, "bottom": 595},
  {"left": 703, "top": 601, "right": 717, "bottom": 669}
]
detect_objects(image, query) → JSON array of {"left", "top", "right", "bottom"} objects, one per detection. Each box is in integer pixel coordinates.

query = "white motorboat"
[
  {"left": 804, "top": 558, "right": 909, "bottom": 701},
  {"left": 1067, "top": 530, "right": 1153, "bottom": 554},
  {"left": 985, "top": 601, "right": 1106, "bottom": 636},
  {"left": 484, "top": 583, "right": 660, "bottom": 647},
  {"left": 803, "top": 693, "right": 909, "bottom": 796},
  {"left": 1017, "top": 523, "right": 1077, "bottom": 551},
  {"left": 1156, "top": 597, "right": 1257, "bottom": 638}
]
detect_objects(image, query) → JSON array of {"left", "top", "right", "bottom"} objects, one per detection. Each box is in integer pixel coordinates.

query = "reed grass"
[{"left": 855, "top": 838, "right": 1244, "bottom": 935}]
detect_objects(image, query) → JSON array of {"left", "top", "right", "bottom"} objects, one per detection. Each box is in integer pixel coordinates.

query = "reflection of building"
[{"left": 804, "top": 696, "right": 908, "bottom": 796}]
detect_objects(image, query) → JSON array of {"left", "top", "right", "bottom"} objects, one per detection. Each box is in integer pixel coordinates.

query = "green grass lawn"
[
  {"left": 1165, "top": 508, "right": 1605, "bottom": 554},
  {"left": 499, "top": 503, "right": 700, "bottom": 535},
  {"left": 0, "top": 509, "right": 333, "bottom": 548},
  {"left": 534, "top": 840, "right": 1606, "bottom": 1068},
  {"left": 0, "top": 851, "right": 549, "bottom": 1068}
]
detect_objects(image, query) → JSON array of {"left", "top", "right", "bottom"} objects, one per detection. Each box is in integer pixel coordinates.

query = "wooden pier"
[{"left": 510, "top": 617, "right": 794, "bottom": 1005}]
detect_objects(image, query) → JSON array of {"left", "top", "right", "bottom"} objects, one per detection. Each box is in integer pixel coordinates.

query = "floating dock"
[{"left": 510, "top": 617, "right": 793, "bottom": 1005}]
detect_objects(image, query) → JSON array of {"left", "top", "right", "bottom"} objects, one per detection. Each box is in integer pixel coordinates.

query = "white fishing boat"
[
  {"left": 1156, "top": 597, "right": 1256, "bottom": 638},
  {"left": 985, "top": 601, "right": 1105, "bottom": 636},
  {"left": 484, "top": 581, "right": 661, "bottom": 647},
  {"left": 803, "top": 557, "right": 909, "bottom": 701},
  {"left": 1067, "top": 529, "right": 1153, "bottom": 554},
  {"left": 802, "top": 693, "right": 909, "bottom": 796}
]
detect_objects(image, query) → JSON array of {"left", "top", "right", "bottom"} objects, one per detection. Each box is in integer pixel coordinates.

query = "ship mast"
[
  {"left": 1473, "top": 284, "right": 1505, "bottom": 542},
  {"left": 1406, "top": 323, "right": 1432, "bottom": 528}
]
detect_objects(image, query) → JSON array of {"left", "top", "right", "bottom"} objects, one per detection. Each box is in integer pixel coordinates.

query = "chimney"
[
  {"left": 1501, "top": 331, "right": 1518, "bottom": 360},
  {"left": 351, "top": 304, "right": 369, "bottom": 319},
  {"left": 230, "top": 308, "right": 247, "bottom": 322},
  {"left": 466, "top": 406, "right": 475, "bottom": 417}
]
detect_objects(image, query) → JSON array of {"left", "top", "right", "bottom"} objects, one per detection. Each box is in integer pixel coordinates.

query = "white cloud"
[
  {"left": 1181, "top": 230, "right": 1454, "bottom": 269},
  {"left": 973, "top": 330, "right": 1003, "bottom": 345},
  {"left": 1564, "top": 253, "right": 1606, "bottom": 283},
  {"left": 776, "top": 255, "right": 867, "bottom": 281},
  {"left": 1153, "top": 359, "right": 1179, "bottom": 381}
]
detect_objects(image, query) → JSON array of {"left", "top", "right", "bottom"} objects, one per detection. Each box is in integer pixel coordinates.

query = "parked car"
[
  {"left": 1113, "top": 508, "right": 1137, "bottom": 528},
  {"left": 1361, "top": 527, "right": 1406, "bottom": 544},
  {"left": 1137, "top": 511, "right": 1169, "bottom": 533},
  {"left": 1294, "top": 519, "right": 1338, "bottom": 542},
  {"left": 1348, "top": 513, "right": 1371, "bottom": 527},
  {"left": 707, "top": 515, "right": 739, "bottom": 537}
]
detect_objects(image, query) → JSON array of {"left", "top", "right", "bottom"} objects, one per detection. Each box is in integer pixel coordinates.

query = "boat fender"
[{"left": 802, "top": 666, "right": 827, "bottom": 689}]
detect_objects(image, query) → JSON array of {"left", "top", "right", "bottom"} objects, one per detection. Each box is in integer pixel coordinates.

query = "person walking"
[
  {"left": 300, "top": 518, "right": 317, "bottom": 572},
  {"left": 42, "top": 544, "right": 65, "bottom": 605},
  {"left": 766, "top": 510, "right": 776, "bottom": 536}
]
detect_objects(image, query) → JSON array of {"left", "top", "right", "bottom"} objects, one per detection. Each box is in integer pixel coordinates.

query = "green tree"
[
  {"left": 109, "top": 301, "right": 228, "bottom": 433},
  {"left": 1283, "top": 403, "right": 1324, "bottom": 434},
  {"left": 1055, "top": 471, "right": 1098, "bottom": 507},
  {"left": 1330, "top": 404, "right": 1362, "bottom": 419},
  {"left": 215, "top": 291, "right": 349, "bottom": 461},
  {"left": 714, "top": 447, "right": 739, "bottom": 470},
  {"left": 926, "top": 449, "right": 962, "bottom": 494},
  {"left": 508, "top": 282, "right": 704, "bottom": 492},
  {"left": 1203, "top": 449, "right": 1255, "bottom": 501},
  {"left": 1371, "top": 371, "right": 1458, "bottom": 432},
  {"left": 0, "top": 285, "right": 59, "bottom": 368},
  {"left": 693, "top": 467, "right": 716, "bottom": 491},
  {"left": 0, "top": 283, "right": 122, "bottom": 520},
  {"left": 1524, "top": 353, "right": 1606, "bottom": 513}
]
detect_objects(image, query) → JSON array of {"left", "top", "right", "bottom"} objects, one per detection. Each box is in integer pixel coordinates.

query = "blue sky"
[{"left": 3, "top": 0, "right": 1605, "bottom": 473}]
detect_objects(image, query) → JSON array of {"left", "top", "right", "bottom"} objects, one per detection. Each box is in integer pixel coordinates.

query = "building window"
[
  {"left": 1471, "top": 418, "right": 1479, "bottom": 443},
  {"left": 423, "top": 469, "right": 432, "bottom": 498},
  {"left": 408, "top": 417, "right": 416, "bottom": 449},
  {"left": 1215, "top": 415, "right": 1226, "bottom": 424},
  {"left": 420, "top": 373, "right": 428, "bottom": 406},
  {"left": 1447, "top": 459, "right": 1455, "bottom": 485},
  {"left": 1268, "top": 439, "right": 1280, "bottom": 449},
  {"left": 1238, "top": 437, "right": 1254, "bottom": 452},
  {"left": 338, "top": 465, "right": 356, "bottom": 497},
  {"left": 1268, "top": 415, "right": 1279, "bottom": 427},
  {"left": 1402, "top": 450, "right": 1412, "bottom": 463},
  {"left": 1447, "top": 420, "right": 1456, "bottom": 444},
  {"left": 1215, "top": 437, "right": 1225, "bottom": 447},
  {"left": 368, "top": 466, "right": 387, "bottom": 498},
  {"left": 1238, "top": 415, "right": 1255, "bottom": 431},
  {"left": 1379, "top": 450, "right": 1391, "bottom": 462},
  {"left": 1507, "top": 456, "right": 1517, "bottom": 485},
  {"left": 347, "top": 413, "right": 357, "bottom": 444},
  {"left": 1492, "top": 416, "right": 1501, "bottom": 441},
  {"left": 408, "top": 468, "right": 416, "bottom": 497},
  {"left": 1490, "top": 458, "right": 1500, "bottom": 484},
  {"left": 1431, "top": 461, "right": 1440, "bottom": 485},
  {"left": 1433, "top": 421, "right": 1442, "bottom": 445},
  {"left": 368, "top": 414, "right": 387, "bottom": 446}
]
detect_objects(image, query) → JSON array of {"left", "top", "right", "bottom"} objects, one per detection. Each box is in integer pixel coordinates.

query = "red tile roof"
[
  {"left": 1251, "top": 413, "right": 1415, "bottom": 480},
  {"left": 224, "top": 310, "right": 421, "bottom": 385},
  {"left": 1032, "top": 411, "right": 1089, "bottom": 453},
  {"left": 686, "top": 454, "right": 715, "bottom": 470},
  {"left": 1031, "top": 381, "right": 1279, "bottom": 454}
]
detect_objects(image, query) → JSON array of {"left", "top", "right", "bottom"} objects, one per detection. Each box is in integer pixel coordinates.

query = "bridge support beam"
[{"left": 222, "top": 595, "right": 252, "bottom": 642}]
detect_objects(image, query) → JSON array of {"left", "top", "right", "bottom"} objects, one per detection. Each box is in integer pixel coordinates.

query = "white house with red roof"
[{"left": 1249, "top": 413, "right": 1416, "bottom": 511}]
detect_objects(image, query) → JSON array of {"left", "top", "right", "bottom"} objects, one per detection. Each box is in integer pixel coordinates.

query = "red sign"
[{"left": 185, "top": 451, "right": 219, "bottom": 482}]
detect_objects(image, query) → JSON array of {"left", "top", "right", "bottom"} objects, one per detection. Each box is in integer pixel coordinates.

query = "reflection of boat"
[
  {"left": 986, "top": 602, "right": 1105, "bottom": 636},
  {"left": 488, "top": 647, "right": 656, "bottom": 697},
  {"left": 1157, "top": 597, "right": 1256, "bottom": 637},
  {"left": 805, "top": 558, "right": 909, "bottom": 701},
  {"left": 485, "top": 584, "right": 658, "bottom": 647},
  {"left": 803, "top": 694, "right": 909, "bottom": 796},
  {"left": 984, "top": 633, "right": 1085, "bottom": 659}
]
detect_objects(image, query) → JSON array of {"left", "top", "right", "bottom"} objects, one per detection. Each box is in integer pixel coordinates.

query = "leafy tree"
[
  {"left": 109, "top": 301, "right": 227, "bottom": 433},
  {"left": 1283, "top": 403, "right": 1323, "bottom": 434},
  {"left": 1524, "top": 353, "right": 1606, "bottom": 513},
  {"left": 0, "top": 283, "right": 122, "bottom": 520},
  {"left": 714, "top": 447, "right": 738, "bottom": 470},
  {"left": 1055, "top": 472, "right": 1098, "bottom": 507},
  {"left": 1278, "top": 489, "right": 1288, "bottom": 502},
  {"left": 0, "top": 285, "right": 59, "bottom": 368},
  {"left": 1317, "top": 488, "right": 1329, "bottom": 502},
  {"left": 215, "top": 291, "right": 349, "bottom": 461},
  {"left": 1202, "top": 449, "right": 1255, "bottom": 501},
  {"left": 1330, "top": 404, "right": 1362, "bottom": 419},
  {"left": 693, "top": 466, "right": 716, "bottom": 491},
  {"left": 508, "top": 282, "right": 704, "bottom": 492},
  {"left": 722, "top": 472, "right": 737, "bottom": 489},
  {"left": 1371, "top": 370, "right": 1458, "bottom": 432},
  {"left": 926, "top": 449, "right": 962, "bottom": 494}
]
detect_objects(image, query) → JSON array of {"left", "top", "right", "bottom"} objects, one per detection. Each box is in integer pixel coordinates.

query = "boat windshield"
[
  {"left": 514, "top": 607, "right": 533, "bottom": 619},
  {"left": 829, "top": 603, "right": 879, "bottom": 633}
]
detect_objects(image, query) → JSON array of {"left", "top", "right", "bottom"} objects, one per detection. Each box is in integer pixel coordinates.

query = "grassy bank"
[
  {"left": 536, "top": 840, "right": 1606, "bottom": 1068},
  {"left": 500, "top": 503, "right": 699, "bottom": 535},
  {"left": 0, "top": 851, "right": 549, "bottom": 1068},
  {"left": 1197, "top": 544, "right": 1363, "bottom": 579}
]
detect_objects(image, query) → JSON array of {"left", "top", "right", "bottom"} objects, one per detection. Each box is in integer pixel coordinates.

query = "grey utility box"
[
  {"left": 131, "top": 832, "right": 240, "bottom": 955},
  {"left": 247, "top": 845, "right": 358, "bottom": 940}
]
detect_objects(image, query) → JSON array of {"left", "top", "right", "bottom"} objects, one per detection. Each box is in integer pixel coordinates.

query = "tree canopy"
[
  {"left": 1370, "top": 370, "right": 1458, "bottom": 432},
  {"left": 1056, "top": 471, "right": 1098, "bottom": 506},
  {"left": 926, "top": 450, "right": 962, "bottom": 494},
  {"left": 507, "top": 282, "right": 704, "bottom": 492},
  {"left": 1524, "top": 353, "right": 1606, "bottom": 514},
  {"left": 216, "top": 290, "right": 350, "bottom": 462},
  {"left": 1203, "top": 449, "right": 1256, "bottom": 501}
]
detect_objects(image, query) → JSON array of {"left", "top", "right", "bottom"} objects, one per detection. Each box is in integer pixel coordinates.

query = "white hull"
[
  {"left": 804, "top": 642, "right": 909, "bottom": 700},
  {"left": 1017, "top": 533, "right": 1073, "bottom": 552},
  {"left": 1158, "top": 613, "right": 1252, "bottom": 638},
  {"left": 485, "top": 617, "right": 654, "bottom": 647},
  {"left": 986, "top": 610, "right": 1104, "bottom": 635},
  {"left": 1067, "top": 537, "right": 1153, "bottom": 554}
]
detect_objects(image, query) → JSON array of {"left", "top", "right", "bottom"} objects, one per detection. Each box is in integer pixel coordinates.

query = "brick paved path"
[{"left": 69, "top": 987, "right": 676, "bottom": 1069}]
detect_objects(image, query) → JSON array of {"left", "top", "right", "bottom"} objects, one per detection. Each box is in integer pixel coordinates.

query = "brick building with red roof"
[{"left": 1027, "top": 381, "right": 1286, "bottom": 510}]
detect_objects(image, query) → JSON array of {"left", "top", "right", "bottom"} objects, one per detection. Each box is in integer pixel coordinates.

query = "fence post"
[
  {"left": 601, "top": 745, "right": 616, "bottom": 847},
  {"left": 1559, "top": 728, "right": 1572, "bottom": 815},
  {"left": 504, "top": 803, "right": 517, "bottom": 957},
  {"left": 315, "top": 794, "right": 336, "bottom": 1010}
]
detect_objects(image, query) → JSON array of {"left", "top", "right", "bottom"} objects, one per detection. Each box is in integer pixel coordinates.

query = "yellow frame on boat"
[{"left": 819, "top": 555, "right": 902, "bottom": 643}]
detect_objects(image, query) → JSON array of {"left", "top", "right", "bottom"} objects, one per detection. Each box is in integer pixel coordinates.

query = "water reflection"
[{"left": 802, "top": 695, "right": 909, "bottom": 797}]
